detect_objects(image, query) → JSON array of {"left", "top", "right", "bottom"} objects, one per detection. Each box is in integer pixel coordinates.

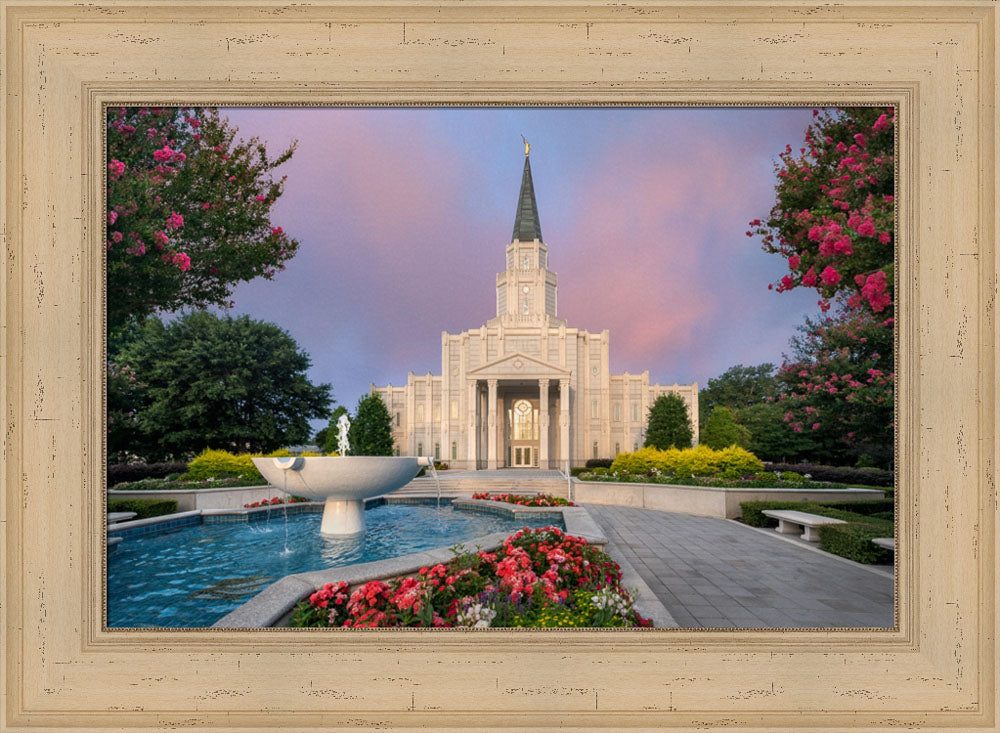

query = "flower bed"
[
  {"left": 470, "top": 492, "right": 576, "bottom": 508},
  {"left": 290, "top": 526, "right": 650, "bottom": 628},
  {"left": 243, "top": 495, "right": 310, "bottom": 508}
]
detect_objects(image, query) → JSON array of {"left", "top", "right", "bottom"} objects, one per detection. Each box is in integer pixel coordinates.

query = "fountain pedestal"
[
  {"left": 321, "top": 499, "right": 366, "bottom": 535},
  {"left": 251, "top": 455, "right": 430, "bottom": 537}
]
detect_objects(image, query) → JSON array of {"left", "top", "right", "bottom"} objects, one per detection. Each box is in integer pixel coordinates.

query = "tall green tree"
[
  {"left": 112, "top": 311, "right": 332, "bottom": 461},
  {"left": 736, "top": 401, "right": 816, "bottom": 464},
  {"left": 322, "top": 406, "right": 350, "bottom": 455},
  {"left": 643, "top": 394, "right": 693, "bottom": 450},
  {"left": 700, "top": 407, "right": 751, "bottom": 450},
  {"left": 348, "top": 394, "right": 394, "bottom": 456},
  {"left": 107, "top": 106, "right": 298, "bottom": 333},
  {"left": 698, "top": 363, "right": 778, "bottom": 427}
]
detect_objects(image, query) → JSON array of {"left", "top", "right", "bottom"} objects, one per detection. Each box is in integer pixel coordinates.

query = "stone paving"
[{"left": 585, "top": 504, "right": 894, "bottom": 629}]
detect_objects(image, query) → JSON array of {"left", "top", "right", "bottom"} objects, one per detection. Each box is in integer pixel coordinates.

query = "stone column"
[
  {"left": 467, "top": 380, "right": 478, "bottom": 470},
  {"left": 487, "top": 379, "right": 498, "bottom": 470},
  {"left": 538, "top": 378, "right": 550, "bottom": 469},
  {"left": 558, "top": 378, "right": 570, "bottom": 473}
]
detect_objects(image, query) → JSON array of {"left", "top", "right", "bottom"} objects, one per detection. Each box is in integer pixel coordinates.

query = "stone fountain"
[{"left": 252, "top": 416, "right": 429, "bottom": 536}]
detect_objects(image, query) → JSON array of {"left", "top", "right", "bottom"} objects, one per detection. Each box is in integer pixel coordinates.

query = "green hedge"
[
  {"left": 740, "top": 499, "right": 894, "bottom": 564},
  {"left": 739, "top": 501, "right": 872, "bottom": 527},
  {"left": 570, "top": 467, "right": 589, "bottom": 477},
  {"left": 816, "top": 522, "right": 894, "bottom": 564},
  {"left": 107, "top": 498, "right": 179, "bottom": 520},
  {"left": 808, "top": 499, "right": 894, "bottom": 516}
]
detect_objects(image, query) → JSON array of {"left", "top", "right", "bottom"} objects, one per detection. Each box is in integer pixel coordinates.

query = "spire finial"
[{"left": 521, "top": 135, "right": 530, "bottom": 156}]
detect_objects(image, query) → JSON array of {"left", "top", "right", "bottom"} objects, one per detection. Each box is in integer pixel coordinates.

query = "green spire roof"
[{"left": 512, "top": 154, "right": 542, "bottom": 242}]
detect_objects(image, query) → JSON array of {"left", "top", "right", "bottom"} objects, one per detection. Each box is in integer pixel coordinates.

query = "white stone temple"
[{"left": 372, "top": 147, "right": 698, "bottom": 470}]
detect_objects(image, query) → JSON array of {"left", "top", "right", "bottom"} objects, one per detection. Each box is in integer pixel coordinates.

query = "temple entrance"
[{"left": 507, "top": 398, "right": 539, "bottom": 468}]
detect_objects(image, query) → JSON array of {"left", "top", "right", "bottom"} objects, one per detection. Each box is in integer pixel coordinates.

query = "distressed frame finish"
[{"left": 1, "top": 1, "right": 996, "bottom": 730}]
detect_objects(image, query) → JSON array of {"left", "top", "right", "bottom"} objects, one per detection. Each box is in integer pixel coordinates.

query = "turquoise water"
[{"left": 107, "top": 503, "right": 562, "bottom": 628}]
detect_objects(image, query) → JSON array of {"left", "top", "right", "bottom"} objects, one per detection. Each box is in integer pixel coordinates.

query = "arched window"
[{"left": 511, "top": 399, "right": 538, "bottom": 440}]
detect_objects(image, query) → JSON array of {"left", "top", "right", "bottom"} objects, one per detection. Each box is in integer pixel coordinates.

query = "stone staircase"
[{"left": 391, "top": 474, "right": 572, "bottom": 500}]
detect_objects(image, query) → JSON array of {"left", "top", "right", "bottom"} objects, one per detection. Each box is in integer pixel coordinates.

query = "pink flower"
[
  {"left": 801, "top": 267, "right": 818, "bottom": 287},
  {"left": 108, "top": 160, "right": 126, "bottom": 179},
  {"left": 878, "top": 231, "right": 891, "bottom": 244},
  {"left": 255, "top": 194, "right": 267, "bottom": 203},
  {"left": 820, "top": 266, "right": 841, "bottom": 285},
  {"left": 107, "top": 211, "right": 118, "bottom": 225},
  {"left": 856, "top": 220, "right": 876, "bottom": 237},
  {"left": 153, "top": 146, "right": 175, "bottom": 162},
  {"left": 812, "top": 423, "right": 820, "bottom": 431},
  {"left": 110, "top": 231, "right": 123, "bottom": 243},
  {"left": 165, "top": 212, "right": 184, "bottom": 230},
  {"left": 853, "top": 133, "right": 867, "bottom": 148},
  {"left": 872, "top": 113, "right": 891, "bottom": 131},
  {"left": 152, "top": 230, "right": 169, "bottom": 248},
  {"left": 787, "top": 254, "right": 801, "bottom": 269},
  {"left": 170, "top": 251, "right": 191, "bottom": 272}
]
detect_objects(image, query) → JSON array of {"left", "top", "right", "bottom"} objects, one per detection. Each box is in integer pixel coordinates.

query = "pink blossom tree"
[
  {"left": 106, "top": 107, "right": 297, "bottom": 332},
  {"left": 748, "top": 107, "right": 896, "bottom": 469}
]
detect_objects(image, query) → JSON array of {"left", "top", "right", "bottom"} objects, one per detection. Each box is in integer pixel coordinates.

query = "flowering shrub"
[
  {"left": 243, "top": 496, "right": 309, "bottom": 508},
  {"left": 291, "top": 527, "right": 651, "bottom": 629},
  {"left": 470, "top": 493, "right": 575, "bottom": 508}
]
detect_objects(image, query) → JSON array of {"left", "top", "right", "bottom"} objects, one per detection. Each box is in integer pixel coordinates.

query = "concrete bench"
[
  {"left": 108, "top": 511, "right": 138, "bottom": 523},
  {"left": 761, "top": 509, "right": 845, "bottom": 542},
  {"left": 871, "top": 537, "right": 895, "bottom": 551}
]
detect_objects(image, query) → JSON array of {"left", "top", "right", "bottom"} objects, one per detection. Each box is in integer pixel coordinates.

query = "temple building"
[{"left": 372, "top": 147, "right": 698, "bottom": 470}]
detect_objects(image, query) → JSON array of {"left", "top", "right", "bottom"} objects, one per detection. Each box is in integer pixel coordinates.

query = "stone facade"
[{"left": 373, "top": 152, "right": 698, "bottom": 470}]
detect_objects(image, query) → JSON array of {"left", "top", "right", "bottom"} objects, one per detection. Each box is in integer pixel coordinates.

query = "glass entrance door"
[{"left": 508, "top": 398, "right": 539, "bottom": 468}]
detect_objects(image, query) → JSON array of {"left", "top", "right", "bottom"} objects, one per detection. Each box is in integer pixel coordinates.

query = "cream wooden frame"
[{"left": 1, "top": 1, "right": 996, "bottom": 730}]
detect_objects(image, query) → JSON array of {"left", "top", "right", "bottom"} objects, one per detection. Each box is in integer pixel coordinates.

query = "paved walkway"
[{"left": 585, "top": 504, "right": 894, "bottom": 629}]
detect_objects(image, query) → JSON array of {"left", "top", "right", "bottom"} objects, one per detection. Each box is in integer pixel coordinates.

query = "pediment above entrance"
[{"left": 466, "top": 352, "right": 571, "bottom": 380}]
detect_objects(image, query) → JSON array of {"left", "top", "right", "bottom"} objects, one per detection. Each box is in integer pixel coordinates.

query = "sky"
[{"left": 219, "top": 107, "right": 822, "bottom": 432}]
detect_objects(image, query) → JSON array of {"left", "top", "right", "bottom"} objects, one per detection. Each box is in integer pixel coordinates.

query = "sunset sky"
[{"left": 220, "top": 107, "right": 822, "bottom": 430}]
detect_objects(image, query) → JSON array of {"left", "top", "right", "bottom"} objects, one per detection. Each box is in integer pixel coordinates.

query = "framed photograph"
[{"left": 2, "top": 1, "right": 995, "bottom": 730}]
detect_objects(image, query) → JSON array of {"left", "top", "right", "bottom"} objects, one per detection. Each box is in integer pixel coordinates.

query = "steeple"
[{"left": 512, "top": 149, "right": 543, "bottom": 243}]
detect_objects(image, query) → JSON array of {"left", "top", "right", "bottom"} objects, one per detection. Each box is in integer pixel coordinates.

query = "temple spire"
[{"left": 512, "top": 144, "right": 542, "bottom": 243}]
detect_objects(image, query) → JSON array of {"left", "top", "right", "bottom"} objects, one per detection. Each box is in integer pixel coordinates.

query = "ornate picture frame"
[{"left": 2, "top": 1, "right": 995, "bottom": 729}]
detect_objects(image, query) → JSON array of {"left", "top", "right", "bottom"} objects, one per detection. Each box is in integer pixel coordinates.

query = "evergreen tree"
[
  {"left": 700, "top": 406, "right": 750, "bottom": 450},
  {"left": 643, "top": 394, "right": 693, "bottom": 450},
  {"left": 348, "top": 394, "right": 394, "bottom": 456}
]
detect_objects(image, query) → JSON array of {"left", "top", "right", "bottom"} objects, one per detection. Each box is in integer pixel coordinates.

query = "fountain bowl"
[{"left": 252, "top": 456, "right": 429, "bottom": 536}]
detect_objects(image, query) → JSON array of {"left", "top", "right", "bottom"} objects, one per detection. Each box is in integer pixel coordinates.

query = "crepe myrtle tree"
[
  {"left": 348, "top": 394, "right": 395, "bottom": 457},
  {"left": 110, "top": 311, "right": 332, "bottom": 461},
  {"left": 643, "top": 393, "right": 693, "bottom": 450},
  {"left": 747, "top": 106, "right": 896, "bottom": 318},
  {"left": 106, "top": 106, "right": 298, "bottom": 334}
]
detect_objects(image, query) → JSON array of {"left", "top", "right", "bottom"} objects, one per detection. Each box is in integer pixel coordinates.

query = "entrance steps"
[{"left": 391, "top": 474, "right": 572, "bottom": 500}]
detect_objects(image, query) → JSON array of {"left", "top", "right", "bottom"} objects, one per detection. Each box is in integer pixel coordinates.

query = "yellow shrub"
[
  {"left": 713, "top": 445, "right": 764, "bottom": 475},
  {"left": 299, "top": 451, "right": 323, "bottom": 457},
  {"left": 183, "top": 447, "right": 299, "bottom": 482},
  {"left": 610, "top": 446, "right": 662, "bottom": 474},
  {"left": 607, "top": 444, "right": 763, "bottom": 479}
]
